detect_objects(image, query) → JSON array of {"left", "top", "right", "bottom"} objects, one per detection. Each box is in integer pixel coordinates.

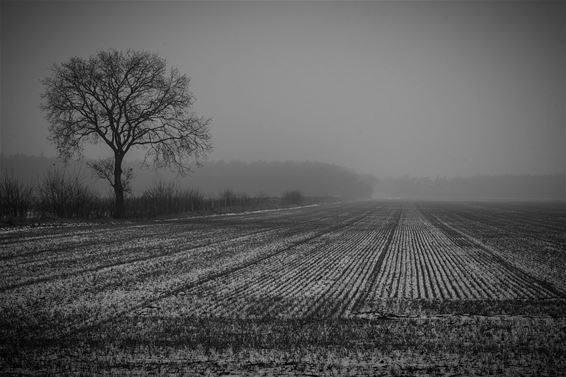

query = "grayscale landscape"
[{"left": 1, "top": 1, "right": 565, "bottom": 376}]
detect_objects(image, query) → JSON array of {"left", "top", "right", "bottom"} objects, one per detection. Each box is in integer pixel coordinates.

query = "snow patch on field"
[{"left": 160, "top": 203, "right": 321, "bottom": 222}]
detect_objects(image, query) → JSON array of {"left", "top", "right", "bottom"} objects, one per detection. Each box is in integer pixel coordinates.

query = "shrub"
[
  {"left": 221, "top": 189, "right": 236, "bottom": 208},
  {"left": 132, "top": 181, "right": 206, "bottom": 217},
  {"left": 0, "top": 173, "right": 34, "bottom": 219},
  {"left": 177, "top": 189, "right": 206, "bottom": 212},
  {"left": 138, "top": 181, "right": 177, "bottom": 217},
  {"left": 282, "top": 190, "right": 304, "bottom": 205},
  {"left": 38, "top": 168, "right": 99, "bottom": 218}
]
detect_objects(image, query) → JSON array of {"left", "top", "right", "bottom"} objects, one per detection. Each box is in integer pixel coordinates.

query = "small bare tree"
[
  {"left": 87, "top": 158, "right": 133, "bottom": 196},
  {"left": 42, "top": 49, "right": 212, "bottom": 217}
]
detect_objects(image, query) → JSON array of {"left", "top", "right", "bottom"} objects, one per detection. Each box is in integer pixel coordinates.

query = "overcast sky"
[{"left": 1, "top": 1, "right": 564, "bottom": 177}]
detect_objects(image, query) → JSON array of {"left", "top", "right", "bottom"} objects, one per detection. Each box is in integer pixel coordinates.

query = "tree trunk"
[{"left": 113, "top": 152, "right": 125, "bottom": 218}]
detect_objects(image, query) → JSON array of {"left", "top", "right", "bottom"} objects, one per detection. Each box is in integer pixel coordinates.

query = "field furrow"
[
  {"left": 138, "top": 207, "right": 395, "bottom": 319},
  {"left": 2, "top": 201, "right": 565, "bottom": 361},
  {"left": 419, "top": 203, "right": 566, "bottom": 292},
  {"left": 421, "top": 207, "right": 565, "bottom": 297},
  {"left": 3, "top": 200, "right": 566, "bottom": 376}
]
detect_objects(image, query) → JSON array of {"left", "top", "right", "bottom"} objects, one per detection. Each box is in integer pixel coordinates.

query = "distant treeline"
[
  {"left": 3, "top": 154, "right": 562, "bottom": 203},
  {"left": 0, "top": 154, "right": 375, "bottom": 220},
  {"left": 0, "top": 168, "right": 313, "bottom": 220},
  {"left": 374, "top": 175, "right": 565, "bottom": 201},
  {"left": 0, "top": 154, "right": 376, "bottom": 199}
]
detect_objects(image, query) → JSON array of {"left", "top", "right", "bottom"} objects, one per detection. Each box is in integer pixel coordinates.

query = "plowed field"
[{"left": 1, "top": 201, "right": 565, "bottom": 376}]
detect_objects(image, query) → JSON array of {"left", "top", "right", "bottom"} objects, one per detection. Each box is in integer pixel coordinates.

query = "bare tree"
[{"left": 41, "top": 49, "right": 212, "bottom": 217}]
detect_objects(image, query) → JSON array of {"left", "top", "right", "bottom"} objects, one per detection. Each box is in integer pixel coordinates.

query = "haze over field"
[
  {"left": 1, "top": 1, "right": 564, "bottom": 179},
  {"left": 2, "top": 3, "right": 566, "bottom": 373},
  {"left": 2, "top": 154, "right": 564, "bottom": 201}
]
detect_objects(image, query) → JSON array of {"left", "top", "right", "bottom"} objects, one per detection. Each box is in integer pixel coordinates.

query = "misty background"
[
  {"left": 2, "top": 154, "right": 563, "bottom": 201},
  {"left": 1, "top": 1, "right": 565, "bottom": 200}
]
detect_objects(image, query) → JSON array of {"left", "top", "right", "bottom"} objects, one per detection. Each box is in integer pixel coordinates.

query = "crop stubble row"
[
  {"left": 141, "top": 203, "right": 563, "bottom": 319},
  {"left": 419, "top": 202, "right": 566, "bottom": 292},
  {"left": 367, "top": 206, "right": 560, "bottom": 303},
  {"left": 0, "top": 203, "right": 378, "bottom": 337},
  {"left": 1, "top": 201, "right": 564, "bottom": 335},
  {"left": 146, "top": 205, "right": 398, "bottom": 318}
]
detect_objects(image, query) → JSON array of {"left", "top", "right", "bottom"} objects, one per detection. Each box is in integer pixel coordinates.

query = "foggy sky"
[{"left": 1, "top": 1, "right": 564, "bottom": 177}]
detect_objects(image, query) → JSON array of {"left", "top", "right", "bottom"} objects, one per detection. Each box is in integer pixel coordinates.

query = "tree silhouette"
[{"left": 42, "top": 49, "right": 212, "bottom": 217}]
